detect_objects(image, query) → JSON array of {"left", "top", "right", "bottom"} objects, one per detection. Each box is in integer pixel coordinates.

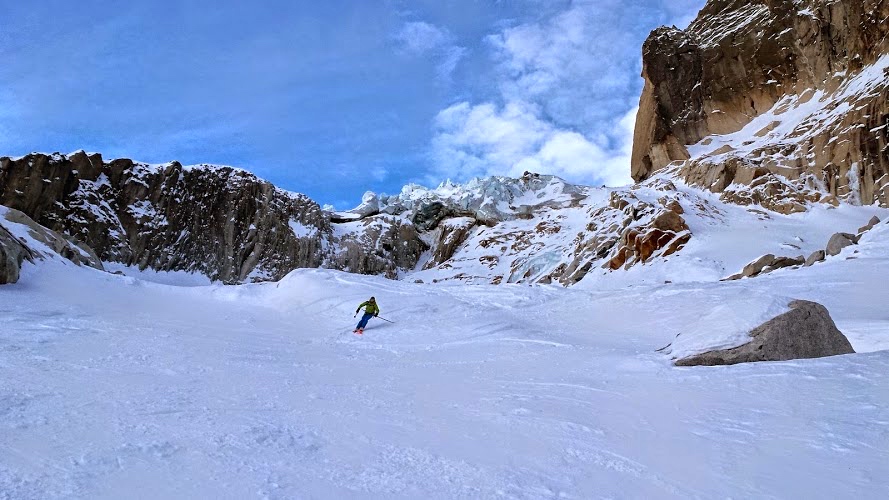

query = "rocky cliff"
[
  {"left": 0, "top": 154, "right": 696, "bottom": 285},
  {"left": 0, "top": 152, "right": 425, "bottom": 282},
  {"left": 633, "top": 0, "right": 889, "bottom": 211}
]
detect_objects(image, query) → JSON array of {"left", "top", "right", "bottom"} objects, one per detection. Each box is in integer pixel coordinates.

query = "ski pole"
[{"left": 376, "top": 316, "right": 395, "bottom": 324}]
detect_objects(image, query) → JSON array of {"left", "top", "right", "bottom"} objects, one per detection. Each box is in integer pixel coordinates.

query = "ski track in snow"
[{"left": 2, "top": 226, "right": 889, "bottom": 498}]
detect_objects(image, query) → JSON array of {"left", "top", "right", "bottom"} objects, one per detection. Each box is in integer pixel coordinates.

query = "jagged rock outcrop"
[
  {"left": 0, "top": 206, "right": 104, "bottom": 284},
  {"left": 1, "top": 153, "right": 701, "bottom": 285},
  {"left": 599, "top": 187, "right": 692, "bottom": 272},
  {"left": 328, "top": 215, "right": 427, "bottom": 279},
  {"left": 633, "top": 0, "right": 889, "bottom": 209},
  {"left": 422, "top": 217, "right": 477, "bottom": 269},
  {"left": 398, "top": 175, "right": 698, "bottom": 285},
  {"left": 675, "top": 300, "right": 854, "bottom": 366},
  {"left": 0, "top": 152, "right": 432, "bottom": 283}
]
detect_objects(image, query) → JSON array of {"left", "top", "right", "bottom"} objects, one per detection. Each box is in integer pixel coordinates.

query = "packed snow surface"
[{"left": 2, "top": 221, "right": 889, "bottom": 498}]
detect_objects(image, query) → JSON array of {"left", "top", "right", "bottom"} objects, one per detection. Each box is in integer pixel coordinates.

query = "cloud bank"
[{"left": 428, "top": 1, "right": 700, "bottom": 187}]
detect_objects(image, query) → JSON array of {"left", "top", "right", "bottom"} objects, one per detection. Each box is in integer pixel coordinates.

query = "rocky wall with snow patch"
[
  {"left": 0, "top": 152, "right": 364, "bottom": 282},
  {"left": 633, "top": 0, "right": 889, "bottom": 210}
]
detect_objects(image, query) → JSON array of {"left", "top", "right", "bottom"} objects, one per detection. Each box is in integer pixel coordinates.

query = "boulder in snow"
[
  {"left": 725, "top": 253, "right": 804, "bottom": 280},
  {"left": 675, "top": 300, "right": 854, "bottom": 366},
  {"left": 857, "top": 216, "right": 881, "bottom": 235},
  {"left": 826, "top": 232, "right": 857, "bottom": 256},
  {"left": 804, "top": 250, "right": 825, "bottom": 267}
]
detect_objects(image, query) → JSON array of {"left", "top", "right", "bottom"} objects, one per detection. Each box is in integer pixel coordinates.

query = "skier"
[{"left": 353, "top": 296, "right": 379, "bottom": 334}]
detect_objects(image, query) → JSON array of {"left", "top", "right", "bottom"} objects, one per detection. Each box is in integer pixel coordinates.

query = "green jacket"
[{"left": 357, "top": 301, "right": 379, "bottom": 315}]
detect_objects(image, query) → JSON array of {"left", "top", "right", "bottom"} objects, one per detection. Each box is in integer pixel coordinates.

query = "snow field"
[{"left": 2, "top": 219, "right": 889, "bottom": 499}]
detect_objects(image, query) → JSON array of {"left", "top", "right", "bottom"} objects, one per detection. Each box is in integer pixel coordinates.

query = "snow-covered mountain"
[{"left": 3, "top": 0, "right": 887, "bottom": 286}]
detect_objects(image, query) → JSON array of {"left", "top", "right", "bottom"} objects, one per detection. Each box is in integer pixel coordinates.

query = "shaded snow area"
[
  {"left": 102, "top": 262, "right": 213, "bottom": 287},
  {"left": 2, "top": 223, "right": 889, "bottom": 499}
]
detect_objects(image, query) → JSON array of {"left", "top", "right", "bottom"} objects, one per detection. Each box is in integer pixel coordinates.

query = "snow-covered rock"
[
  {"left": 805, "top": 249, "right": 826, "bottom": 267},
  {"left": 328, "top": 214, "right": 426, "bottom": 279},
  {"left": 725, "top": 253, "right": 805, "bottom": 280},
  {"left": 675, "top": 300, "right": 855, "bottom": 366},
  {"left": 0, "top": 205, "right": 103, "bottom": 283},
  {"left": 858, "top": 215, "right": 881, "bottom": 235}
]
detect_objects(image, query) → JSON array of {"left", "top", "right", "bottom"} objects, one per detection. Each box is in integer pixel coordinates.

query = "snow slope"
[
  {"left": 404, "top": 171, "right": 889, "bottom": 286},
  {"left": 2, "top": 222, "right": 888, "bottom": 498}
]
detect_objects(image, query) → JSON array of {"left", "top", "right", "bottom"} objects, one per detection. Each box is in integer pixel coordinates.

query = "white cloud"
[
  {"left": 436, "top": 45, "right": 468, "bottom": 80},
  {"left": 431, "top": 100, "right": 635, "bottom": 187},
  {"left": 486, "top": 3, "right": 642, "bottom": 128},
  {"left": 395, "top": 21, "right": 451, "bottom": 55},
  {"left": 427, "top": 3, "right": 651, "bottom": 187},
  {"left": 371, "top": 165, "right": 388, "bottom": 182},
  {"left": 395, "top": 21, "right": 467, "bottom": 79}
]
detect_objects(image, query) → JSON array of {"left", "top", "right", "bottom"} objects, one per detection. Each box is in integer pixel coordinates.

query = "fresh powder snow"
[{"left": 1, "top": 218, "right": 888, "bottom": 498}]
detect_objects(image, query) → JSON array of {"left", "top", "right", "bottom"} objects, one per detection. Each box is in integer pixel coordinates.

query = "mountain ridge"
[{"left": 2, "top": 0, "right": 888, "bottom": 285}]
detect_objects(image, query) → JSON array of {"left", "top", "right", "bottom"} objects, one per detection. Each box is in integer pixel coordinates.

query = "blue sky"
[{"left": 0, "top": 0, "right": 705, "bottom": 208}]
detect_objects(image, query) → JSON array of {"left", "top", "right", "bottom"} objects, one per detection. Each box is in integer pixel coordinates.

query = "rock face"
[
  {"left": 600, "top": 186, "right": 692, "bottom": 273},
  {"left": 390, "top": 175, "right": 697, "bottom": 285},
  {"left": 0, "top": 206, "right": 104, "bottom": 284},
  {"left": 0, "top": 152, "right": 432, "bottom": 282},
  {"left": 675, "top": 300, "right": 855, "bottom": 366},
  {"left": 0, "top": 225, "right": 28, "bottom": 284},
  {"left": 633, "top": 0, "right": 889, "bottom": 209},
  {"left": 328, "top": 215, "right": 427, "bottom": 279},
  {"left": 1, "top": 153, "right": 698, "bottom": 285}
]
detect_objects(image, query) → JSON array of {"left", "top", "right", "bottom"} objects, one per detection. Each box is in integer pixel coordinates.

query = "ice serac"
[
  {"left": 675, "top": 300, "right": 855, "bottom": 366},
  {"left": 633, "top": 0, "right": 889, "bottom": 210}
]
